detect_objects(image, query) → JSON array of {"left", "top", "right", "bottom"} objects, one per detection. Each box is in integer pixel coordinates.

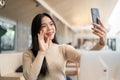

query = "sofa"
[{"left": 0, "top": 52, "right": 25, "bottom": 80}]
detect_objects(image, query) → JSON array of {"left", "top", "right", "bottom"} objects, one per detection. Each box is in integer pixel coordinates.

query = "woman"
[{"left": 23, "top": 13, "right": 106, "bottom": 80}]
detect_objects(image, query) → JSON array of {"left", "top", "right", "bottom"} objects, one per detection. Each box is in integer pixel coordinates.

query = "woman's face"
[{"left": 40, "top": 16, "right": 56, "bottom": 40}]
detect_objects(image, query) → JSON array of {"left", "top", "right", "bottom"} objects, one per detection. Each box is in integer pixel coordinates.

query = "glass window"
[{"left": 0, "top": 20, "right": 16, "bottom": 51}]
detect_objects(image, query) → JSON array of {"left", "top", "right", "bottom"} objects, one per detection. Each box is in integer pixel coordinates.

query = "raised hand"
[
  {"left": 92, "top": 18, "right": 106, "bottom": 46},
  {"left": 38, "top": 30, "right": 50, "bottom": 51}
]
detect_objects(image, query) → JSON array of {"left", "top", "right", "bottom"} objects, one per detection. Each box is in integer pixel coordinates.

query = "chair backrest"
[
  {"left": 66, "top": 60, "right": 79, "bottom": 75},
  {"left": 0, "top": 52, "right": 23, "bottom": 76},
  {"left": 65, "top": 60, "right": 80, "bottom": 80}
]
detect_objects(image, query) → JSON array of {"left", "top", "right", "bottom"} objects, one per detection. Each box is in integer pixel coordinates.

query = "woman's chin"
[
  {"left": 45, "top": 35, "right": 54, "bottom": 40},
  {"left": 49, "top": 36, "right": 54, "bottom": 40}
]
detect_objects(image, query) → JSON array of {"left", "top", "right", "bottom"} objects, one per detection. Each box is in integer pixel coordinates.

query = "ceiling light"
[{"left": 0, "top": 0, "right": 5, "bottom": 9}]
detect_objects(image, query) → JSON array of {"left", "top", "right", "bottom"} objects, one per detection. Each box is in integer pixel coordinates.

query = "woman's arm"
[
  {"left": 23, "top": 30, "right": 50, "bottom": 80},
  {"left": 91, "top": 18, "right": 106, "bottom": 50},
  {"left": 23, "top": 50, "right": 45, "bottom": 80},
  {"left": 62, "top": 44, "right": 81, "bottom": 63}
]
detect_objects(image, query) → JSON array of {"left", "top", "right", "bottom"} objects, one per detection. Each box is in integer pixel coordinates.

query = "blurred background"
[{"left": 0, "top": 0, "right": 120, "bottom": 52}]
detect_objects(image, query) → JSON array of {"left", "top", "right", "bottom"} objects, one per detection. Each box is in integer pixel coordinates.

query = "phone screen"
[{"left": 91, "top": 8, "right": 100, "bottom": 24}]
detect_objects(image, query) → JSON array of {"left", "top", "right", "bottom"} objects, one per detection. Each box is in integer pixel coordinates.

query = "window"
[
  {"left": 0, "top": 20, "right": 16, "bottom": 51},
  {"left": 108, "top": 0, "right": 120, "bottom": 36}
]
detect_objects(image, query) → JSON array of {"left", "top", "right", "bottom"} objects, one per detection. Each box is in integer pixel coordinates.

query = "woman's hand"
[
  {"left": 92, "top": 18, "right": 106, "bottom": 46},
  {"left": 38, "top": 31, "right": 50, "bottom": 51}
]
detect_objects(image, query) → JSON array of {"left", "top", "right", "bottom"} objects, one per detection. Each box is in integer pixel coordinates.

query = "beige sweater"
[{"left": 23, "top": 43, "right": 103, "bottom": 80}]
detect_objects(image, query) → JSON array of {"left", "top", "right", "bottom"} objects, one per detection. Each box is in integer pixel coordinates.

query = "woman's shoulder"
[
  {"left": 56, "top": 44, "right": 74, "bottom": 52},
  {"left": 58, "top": 44, "right": 74, "bottom": 49},
  {"left": 55, "top": 43, "right": 67, "bottom": 48}
]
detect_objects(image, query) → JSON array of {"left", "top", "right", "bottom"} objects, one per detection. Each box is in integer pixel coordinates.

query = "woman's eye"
[
  {"left": 50, "top": 23, "right": 54, "bottom": 26},
  {"left": 41, "top": 25, "right": 46, "bottom": 28}
]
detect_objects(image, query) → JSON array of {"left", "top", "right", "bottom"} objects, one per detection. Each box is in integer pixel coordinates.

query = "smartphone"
[{"left": 91, "top": 8, "right": 100, "bottom": 24}]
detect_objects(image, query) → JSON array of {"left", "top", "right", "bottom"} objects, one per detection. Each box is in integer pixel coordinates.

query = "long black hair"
[{"left": 31, "top": 13, "right": 58, "bottom": 77}]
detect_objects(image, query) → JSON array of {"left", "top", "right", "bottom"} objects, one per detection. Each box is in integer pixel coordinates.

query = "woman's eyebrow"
[{"left": 41, "top": 23, "right": 46, "bottom": 25}]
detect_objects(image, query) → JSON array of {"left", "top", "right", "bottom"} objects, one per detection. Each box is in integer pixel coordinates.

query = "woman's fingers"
[
  {"left": 38, "top": 30, "right": 50, "bottom": 51},
  {"left": 92, "top": 18, "right": 106, "bottom": 46},
  {"left": 92, "top": 28, "right": 105, "bottom": 37},
  {"left": 38, "top": 31, "right": 44, "bottom": 39},
  {"left": 38, "top": 31, "right": 46, "bottom": 51},
  {"left": 92, "top": 27, "right": 105, "bottom": 37},
  {"left": 93, "top": 18, "right": 106, "bottom": 34},
  {"left": 93, "top": 30, "right": 106, "bottom": 45},
  {"left": 97, "top": 17, "right": 104, "bottom": 27},
  {"left": 92, "top": 18, "right": 106, "bottom": 37},
  {"left": 93, "top": 23, "right": 106, "bottom": 34}
]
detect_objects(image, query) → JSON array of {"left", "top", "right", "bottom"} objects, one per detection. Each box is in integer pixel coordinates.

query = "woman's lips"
[{"left": 46, "top": 32, "right": 54, "bottom": 36}]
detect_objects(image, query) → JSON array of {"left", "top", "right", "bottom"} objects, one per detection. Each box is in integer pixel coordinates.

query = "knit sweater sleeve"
[
  {"left": 61, "top": 44, "right": 81, "bottom": 63},
  {"left": 23, "top": 50, "right": 45, "bottom": 80}
]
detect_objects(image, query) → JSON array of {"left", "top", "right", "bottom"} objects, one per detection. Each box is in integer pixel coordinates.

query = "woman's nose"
[{"left": 47, "top": 25, "right": 52, "bottom": 30}]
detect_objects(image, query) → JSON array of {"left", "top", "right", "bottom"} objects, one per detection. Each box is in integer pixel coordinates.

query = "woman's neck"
[{"left": 48, "top": 40, "right": 53, "bottom": 47}]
